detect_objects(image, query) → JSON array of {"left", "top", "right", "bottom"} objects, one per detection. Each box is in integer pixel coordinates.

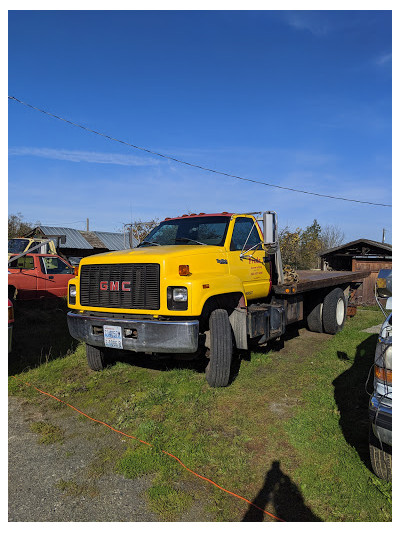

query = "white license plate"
[{"left": 103, "top": 325, "right": 123, "bottom": 349}]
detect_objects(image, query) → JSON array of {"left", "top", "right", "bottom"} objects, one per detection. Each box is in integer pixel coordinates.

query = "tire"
[
  {"left": 369, "top": 427, "right": 392, "bottom": 481},
  {"left": 86, "top": 344, "right": 108, "bottom": 371},
  {"left": 322, "top": 288, "right": 347, "bottom": 335},
  {"left": 205, "top": 309, "right": 233, "bottom": 388},
  {"left": 306, "top": 299, "right": 324, "bottom": 333}
]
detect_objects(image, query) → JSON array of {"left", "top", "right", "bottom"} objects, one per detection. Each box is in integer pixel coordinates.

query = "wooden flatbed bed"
[{"left": 273, "top": 270, "right": 369, "bottom": 295}]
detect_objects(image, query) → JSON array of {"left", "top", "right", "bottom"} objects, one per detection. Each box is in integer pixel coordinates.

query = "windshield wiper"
[
  {"left": 175, "top": 237, "right": 207, "bottom": 246},
  {"left": 139, "top": 240, "right": 161, "bottom": 247}
]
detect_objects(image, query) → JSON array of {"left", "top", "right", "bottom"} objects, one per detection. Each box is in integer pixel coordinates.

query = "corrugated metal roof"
[
  {"left": 93, "top": 231, "right": 137, "bottom": 250},
  {"left": 38, "top": 226, "right": 93, "bottom": 249}
]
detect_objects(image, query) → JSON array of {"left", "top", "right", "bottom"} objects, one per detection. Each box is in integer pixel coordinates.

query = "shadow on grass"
[
  {"left": 242, "top": 460, "right": 322, "bottom": 522},
  {"left": 332, "top": 334, "right": 377, "bottom": 470},
  {"left": 8, "top": 299, "right": 79, "bottom": 376}
]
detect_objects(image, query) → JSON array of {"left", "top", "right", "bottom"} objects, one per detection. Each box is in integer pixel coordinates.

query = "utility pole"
[
  {"left": 124, "top": 223, "right": 134, "bottom": 248},
  {"left": 382, "top": 228, "right": 386, "bottom": 243},
  {"left": 86, "top": 218, "right": 89, "bottom": 232}
]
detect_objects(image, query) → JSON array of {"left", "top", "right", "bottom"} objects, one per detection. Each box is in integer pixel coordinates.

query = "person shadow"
[{"left": 242, "top": 460, "right": 322, "bottom": 522}]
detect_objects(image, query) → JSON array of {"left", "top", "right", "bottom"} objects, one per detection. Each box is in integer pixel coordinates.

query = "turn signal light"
[
  {"left": 74, "top": 266, "right": 79, "bottom": 276},
  {"left": 374, "top": 365, "right": 392, "bottom": 384},
  {"left": 179, "top": 265, "right": 190, "bottom": 276}
]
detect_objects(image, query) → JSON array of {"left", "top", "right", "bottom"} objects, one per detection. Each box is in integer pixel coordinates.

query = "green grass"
[
  {"left": 30, "top": 421, "right": 64, "bottom": 444},
  {"left": 9, "top": 307, "right": 391, "bottom": 521}
]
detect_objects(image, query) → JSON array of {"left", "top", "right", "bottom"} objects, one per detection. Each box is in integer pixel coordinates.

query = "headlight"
[
  {"left": 69, "top": 284, "right": 77, "bottom": 305},
  {"left": 167, "top": 286, "right": 188, "bottom": 310}
]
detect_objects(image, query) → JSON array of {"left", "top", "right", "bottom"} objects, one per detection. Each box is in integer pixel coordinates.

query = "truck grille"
[{"left": 80, "top": 264, "right": 160, "bottom": 310}]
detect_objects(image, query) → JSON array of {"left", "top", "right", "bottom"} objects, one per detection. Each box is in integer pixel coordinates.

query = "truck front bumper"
[
  {"left": 67, "top": 312, "right": 199, "bottom": 354},
  {"left": 369, "top": 395, "right": 392, "bottom": 447}
]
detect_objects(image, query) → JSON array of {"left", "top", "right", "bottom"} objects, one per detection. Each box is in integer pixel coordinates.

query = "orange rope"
[{"left": 11, "top": 376, "right": 285, "bottom": 522}]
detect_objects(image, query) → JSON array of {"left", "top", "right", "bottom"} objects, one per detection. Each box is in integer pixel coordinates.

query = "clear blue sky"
[{"left": 8, "top": 10, "right": 392, "bottom": 243}]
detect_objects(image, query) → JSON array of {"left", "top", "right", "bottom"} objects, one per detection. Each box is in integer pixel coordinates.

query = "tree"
[
  {"left": 8, "top": 213, "right": 40, "bottom": 238},
  {"left": 320, "top": 224, "right": 345, "bottom": 252},
  {"left": 127, "top": 218, "right": 159, "bottom": 244},
  {"left": 279, "top": 226, "right": 302, "bottom": 269},
  {"left": 299, "top": 219, "right": 322, "bottom": 269},
  {"left": 279, "top": 219, "right": 345, "bottom": 270}
]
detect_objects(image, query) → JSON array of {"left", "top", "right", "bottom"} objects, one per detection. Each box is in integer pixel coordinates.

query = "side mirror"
[
  {"left": 376, "top": 269, "right": 392, "bottom": 298},
  {"left": 263, "top": 211, "right": 278, "bottom": 247}
]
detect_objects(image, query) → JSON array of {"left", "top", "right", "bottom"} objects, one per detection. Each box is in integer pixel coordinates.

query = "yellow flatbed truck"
[{"left": 67, "top": 211, "right": 368, "bottom": 387}]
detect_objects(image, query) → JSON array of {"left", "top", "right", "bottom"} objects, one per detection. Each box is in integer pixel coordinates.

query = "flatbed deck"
[{"left": 273, "top": 270, "right": 369, "bottom": 295}]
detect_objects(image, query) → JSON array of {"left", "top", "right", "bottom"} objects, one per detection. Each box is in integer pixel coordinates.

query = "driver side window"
[{"left": 230, "top": 218, "right": 262, "bottom": 251}]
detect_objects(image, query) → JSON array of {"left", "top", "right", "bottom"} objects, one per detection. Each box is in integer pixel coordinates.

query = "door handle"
[{"left": 49, "top": 275, "right": 54, "bottom": 279}]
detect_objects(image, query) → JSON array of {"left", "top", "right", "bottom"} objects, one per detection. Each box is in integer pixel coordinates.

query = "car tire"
[
  {"left": 86, "top": 344, "right": 108, "bottom": 371},
  {"left": 306, "top": 298, "right": 324, "bottom": 333},
  {"left": 205, "top": 309, "right": 233, "bottom": 388},
  {"left": 369, "top": 426, "right": 392, "bottom": 481},
  {"left": 322, "top": 288, "right": 347, "bottom": 334}
]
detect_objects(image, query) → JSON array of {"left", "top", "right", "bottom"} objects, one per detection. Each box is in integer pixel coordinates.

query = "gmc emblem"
[{"left": 100, "top": 281, "right": 131, "bottom": 292}]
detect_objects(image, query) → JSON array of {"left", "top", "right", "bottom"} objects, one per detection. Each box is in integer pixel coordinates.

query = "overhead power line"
[{"left": 8, "top": 95, "right": 391, "bottom": 208}]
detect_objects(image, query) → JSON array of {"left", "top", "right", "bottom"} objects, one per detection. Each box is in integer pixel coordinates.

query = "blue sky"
[{"left": 8, "top": 9, "right": 392, "bottom": 243}]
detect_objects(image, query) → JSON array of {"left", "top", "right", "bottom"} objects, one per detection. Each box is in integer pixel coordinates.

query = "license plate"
[{"left": 103, "top": 325, "right": 123, "bottom": 349}]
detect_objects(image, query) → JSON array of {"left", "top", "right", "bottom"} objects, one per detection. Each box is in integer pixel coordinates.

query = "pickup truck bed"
[{"left": 273, "top": 269, "right": 369, "bottom": 294}]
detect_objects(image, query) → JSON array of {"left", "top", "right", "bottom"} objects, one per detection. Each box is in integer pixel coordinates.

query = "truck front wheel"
[
  {"left": 205, "top": 309, "right": 233, "bottom": 388},
  {"left": 86, "top": 344, "right": 109, "bottom": 371},
  {"left": 369, "top": 427, "right": 392, "bottom": 481},
  {"left": 322, "top": 288, "right": 347, "bottom": 334}
]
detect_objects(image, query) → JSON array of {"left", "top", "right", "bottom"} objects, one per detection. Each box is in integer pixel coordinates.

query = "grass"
[
  {"left": 9, "top": 305, "right": 391, "bottom": 522},
  {"left": 30, "top": 421, "right": 64, "bottom": 444}
]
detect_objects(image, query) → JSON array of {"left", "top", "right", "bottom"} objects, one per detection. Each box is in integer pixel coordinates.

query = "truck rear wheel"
[
  {"left": 369, "top": 427, "right": 392, "bottom": 481},
  {"left": 86, "top": 344, "right": 108, "bottom": 371},
  {"left": 306, "top": 299, "right": 324, "bottom": 333},
  {"left": 322, "top": 288, "right": 347, "bottom": 334},
  {"left": 205, "top": 309, "right": 233, "bottom": 388}
]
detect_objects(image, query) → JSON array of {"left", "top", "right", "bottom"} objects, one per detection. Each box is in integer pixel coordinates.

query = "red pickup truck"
[{"left": 8, "top": 254, "right": 75, "bottom": 301}]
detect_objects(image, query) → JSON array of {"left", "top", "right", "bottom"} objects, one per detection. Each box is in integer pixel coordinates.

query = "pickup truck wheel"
[
  {"left": 306, "top": 299, "right": 324, "bottom": 333},
  {"left": 205, "top": 309, "right": 233, "bottom": 388},
  {"left": 369, "top": 427, "right": 392, "bottom": 481},
  {"left": 86, "top": 344, "right": 108, "bottom": 371},
  {"left": 322, "top": 288, "right": 347, "bottom": 334}
]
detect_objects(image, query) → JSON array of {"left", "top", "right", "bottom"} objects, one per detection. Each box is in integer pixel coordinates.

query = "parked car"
[
  {"left": 369, "top": 269, "right": 392, "bottom": 481},
  {"left": 8, "top": 253, "right": 75, "bottom": 301},
  {"left": 8, "top": 299, "right": 14, "bottom": 353}
]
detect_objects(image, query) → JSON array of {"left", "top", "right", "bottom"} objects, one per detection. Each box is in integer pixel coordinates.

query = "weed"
[
  {"left": 56, "top": 479, "right": 99, "bottom": 498},
  {"left": 30, "top": 421, "right": 64, "bottom": 444},
  {"left": 147, "top": 483, "right": 194, "bottom": 521}
]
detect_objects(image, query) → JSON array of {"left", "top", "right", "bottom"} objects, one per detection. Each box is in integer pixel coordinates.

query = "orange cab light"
[
  {"left": 179, "top": 265, "right": 190, "bottom": 276},
  {"left": 74, "top": 266, "right": 79, "bottom": 276},
  {"left": 374, "top": 365, "right": 392, "bottom": 384}
]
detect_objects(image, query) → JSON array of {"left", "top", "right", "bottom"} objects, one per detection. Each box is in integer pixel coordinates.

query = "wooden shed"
[{"left": 319, "top": 239, "right": 392, "bottom": 305}]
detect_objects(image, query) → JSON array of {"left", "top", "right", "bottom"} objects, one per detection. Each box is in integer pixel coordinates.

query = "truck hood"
[{"left": 80, "top": 245, "right": 227, "bottom": 264}]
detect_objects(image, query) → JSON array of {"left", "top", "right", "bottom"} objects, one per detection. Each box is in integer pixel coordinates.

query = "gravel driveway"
[{"left": 8, "top": 396, "right": 158, "bottom": 522}]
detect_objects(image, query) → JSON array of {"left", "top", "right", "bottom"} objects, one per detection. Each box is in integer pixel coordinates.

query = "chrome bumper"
[
  {"left": 67, "top": 312, "right": 199, "bottom": 354},
  {"left": 369, "top": 395, "right": 392, "bottom": 447}
]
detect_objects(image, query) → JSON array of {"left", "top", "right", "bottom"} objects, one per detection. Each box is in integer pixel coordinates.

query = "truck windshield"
[
  {"left": 8, "top": 239, "right": 30, "bottom": 254},
  {"left": 139, "top": 216, "right": 231, "bottom": 247}
]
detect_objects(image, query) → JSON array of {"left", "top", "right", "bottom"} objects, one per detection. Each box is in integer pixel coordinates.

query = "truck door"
[
  {"left": 40, "top": 256, "right": 74, "bottom": 297},
  {"left": 8, "top": 255, "right": 46, "bottom": 299},
  {"left": 228, "top": 217, "right": 270, "bottom": 300}
]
